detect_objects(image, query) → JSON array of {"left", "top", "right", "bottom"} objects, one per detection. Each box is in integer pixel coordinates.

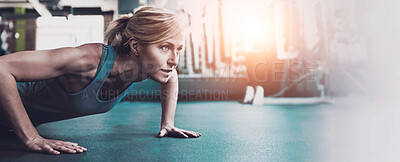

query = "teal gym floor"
[{"left": 0, "top": 98, "right": 397, "bottom": 161}]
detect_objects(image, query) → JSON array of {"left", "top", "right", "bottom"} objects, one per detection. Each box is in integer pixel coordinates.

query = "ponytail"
[{"left": 104, "top": 15, "right": 132, "bottom": 53}]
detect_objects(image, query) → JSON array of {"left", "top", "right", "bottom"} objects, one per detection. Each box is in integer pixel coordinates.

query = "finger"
[
  {"left": 65, "top": 145, "right": 83, "bottom": 153},
  {"left": 64, "top": 141, "right": 78, "bottom": 146},
  {"left": 49, "top": 140, "right": 63, "bottom": 145},
  {"left": 65, "top": 145, "right": 82, "bottom": 152},
  {"left": 177, "top": 131, "right": 189, "bottom": 138},
  {"left": 178, "top": 129, "right": 201, "bottom": 137},
  {"left": 56, "top": 145, "right": 76, "bottom": 154},
  {"left": 56, "top": 142, "right": 86, "bottom": 151},
  {"left": 49, "top": 140, "right": 79, "bottom": 148},
  {"left": 181, "top": 130, "right": 200, "bottom": 138},
  {"left": 43, "top": 145, "right": 60, "bottom": 155},
  {"left": 190, "top": 132, "right": 201, "bottom": 138},
  {"left": 158, "top": 129, "right": 168, "bottom": 138},
  {"left": 73, "top": 146, "right": 86, "bottom": 152},
  {"left": 78, "top": 146, "right": 87, "bottom": 151}
]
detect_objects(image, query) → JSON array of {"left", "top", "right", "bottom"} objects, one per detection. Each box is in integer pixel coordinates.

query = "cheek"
[
  {"left": 152, "top": 57, "right": 168, "bottom": 69},
  {"left": 142, "top": 51, "right": 168, "bottom": 71}
]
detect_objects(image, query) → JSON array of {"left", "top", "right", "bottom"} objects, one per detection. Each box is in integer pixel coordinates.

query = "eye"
[{"left": 162, "top": 46, "right": 169, "bottom": 51}]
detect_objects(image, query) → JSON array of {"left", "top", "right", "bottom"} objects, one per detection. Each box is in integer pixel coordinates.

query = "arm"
[
  {"left": 0, "top": 44, "right": 96, "bottom": 154},
  {"left": 157, "top": 70, "right": 201, "bottom": 138},
  {"left": 160, "top": 69, "right": 178, "bottom": 127}
]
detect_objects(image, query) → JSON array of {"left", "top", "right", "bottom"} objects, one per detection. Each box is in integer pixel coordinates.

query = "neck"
[{"left": 112, "top": 51, "right": 148, "bottom": 83}]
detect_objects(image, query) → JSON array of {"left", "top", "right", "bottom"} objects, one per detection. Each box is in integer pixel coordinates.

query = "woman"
[{"left": 0, "top": 6, "right": 201, "bottom": 155}]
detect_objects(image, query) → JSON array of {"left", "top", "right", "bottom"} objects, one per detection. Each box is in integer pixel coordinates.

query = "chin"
[{"left": 149, "top": 73, "right": 170, "bottom": 83}]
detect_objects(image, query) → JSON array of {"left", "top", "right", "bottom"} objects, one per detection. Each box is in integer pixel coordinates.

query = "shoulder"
[
  {"left": 77, "top": 43, "right": 103, "bottom": 54},
  {"left": 75, "top": 43, "right": 103, "bottom": 58},
  {"left": 64, "top": 43, "right": 104, "bottom": 74}
]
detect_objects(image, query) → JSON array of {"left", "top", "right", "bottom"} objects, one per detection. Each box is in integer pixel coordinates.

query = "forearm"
[
  {"left": 160, "top": 98, "right": 177, "bottom": 127},
  {"left": 160, "top": 71, "right": 179, "bottom": 127},
  {"left": 0, "top": 71, "right": 39, "bottom": 144}
]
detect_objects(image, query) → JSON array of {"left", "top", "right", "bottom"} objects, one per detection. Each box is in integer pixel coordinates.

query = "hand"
[
  {"left": 25, "top": 134, "right": 87, "bottom": 155},
  {"left": 158, "top": 124, "right": 201, "bottom": 138}
]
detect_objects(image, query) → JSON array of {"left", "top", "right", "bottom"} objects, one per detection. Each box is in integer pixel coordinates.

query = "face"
[{"left": 138, "top": 33, "right": 185, "bottom": 83}]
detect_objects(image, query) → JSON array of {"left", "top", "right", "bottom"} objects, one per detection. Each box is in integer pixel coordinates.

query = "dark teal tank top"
[{"left": 16, "top": 44, "right": 137, "bottom": 116}]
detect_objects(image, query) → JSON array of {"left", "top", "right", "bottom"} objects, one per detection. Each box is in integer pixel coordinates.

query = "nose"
[{"left": 167, "top": 50, "right": 179, "bottom": 68}]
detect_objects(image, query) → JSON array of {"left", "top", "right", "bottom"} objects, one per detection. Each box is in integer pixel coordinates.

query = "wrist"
[
  {"left": 161, "top": 122, "right": 174, "bottom": 128},
  {"left": 21, "top": 133, "right": 40, "bottom": 146}
]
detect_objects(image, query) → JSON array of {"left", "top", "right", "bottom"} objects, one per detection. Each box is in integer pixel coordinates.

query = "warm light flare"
[
  {"left": 240, "top": 15, "right": 271, "bottom": 52},
  {"left": 223, "top": 1, "right": 274, "bottom": 53}
]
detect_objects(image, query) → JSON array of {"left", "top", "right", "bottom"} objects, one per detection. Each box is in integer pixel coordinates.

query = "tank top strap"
[
  {"left": 92, "top": 44, "right": 117, "bottom": 90},
  {"left": 94, "top": 44, "right": 109, "bottom": 77}
]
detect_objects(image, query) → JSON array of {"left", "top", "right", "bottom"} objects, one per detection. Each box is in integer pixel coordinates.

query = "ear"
[{"left": 128, "top": 37, "right": 139, "bottom": 57}]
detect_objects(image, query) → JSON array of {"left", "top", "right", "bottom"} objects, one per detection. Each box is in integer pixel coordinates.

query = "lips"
[{"left": 160, "top": 69, "right": 173, "bottom": 73}]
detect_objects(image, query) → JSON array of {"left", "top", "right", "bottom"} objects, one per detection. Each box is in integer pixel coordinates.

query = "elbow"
[
  {"left": 0, "top": 57, "right": 8, "bottom": 72},
  {"left": 0, "top": 61, "right": 14, "bottom": 81},
  {"left": 0, "top": 60, "right": 6, "bottom": 75}
]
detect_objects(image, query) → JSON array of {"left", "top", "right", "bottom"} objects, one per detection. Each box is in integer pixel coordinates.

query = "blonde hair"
[{"left": 104, "top": 6, "right": 185, "bottom": 54}]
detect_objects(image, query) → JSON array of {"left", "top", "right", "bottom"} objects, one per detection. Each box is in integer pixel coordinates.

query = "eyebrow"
[{"left": 163, "top": 41, "right": 184, "bottom": 49}]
